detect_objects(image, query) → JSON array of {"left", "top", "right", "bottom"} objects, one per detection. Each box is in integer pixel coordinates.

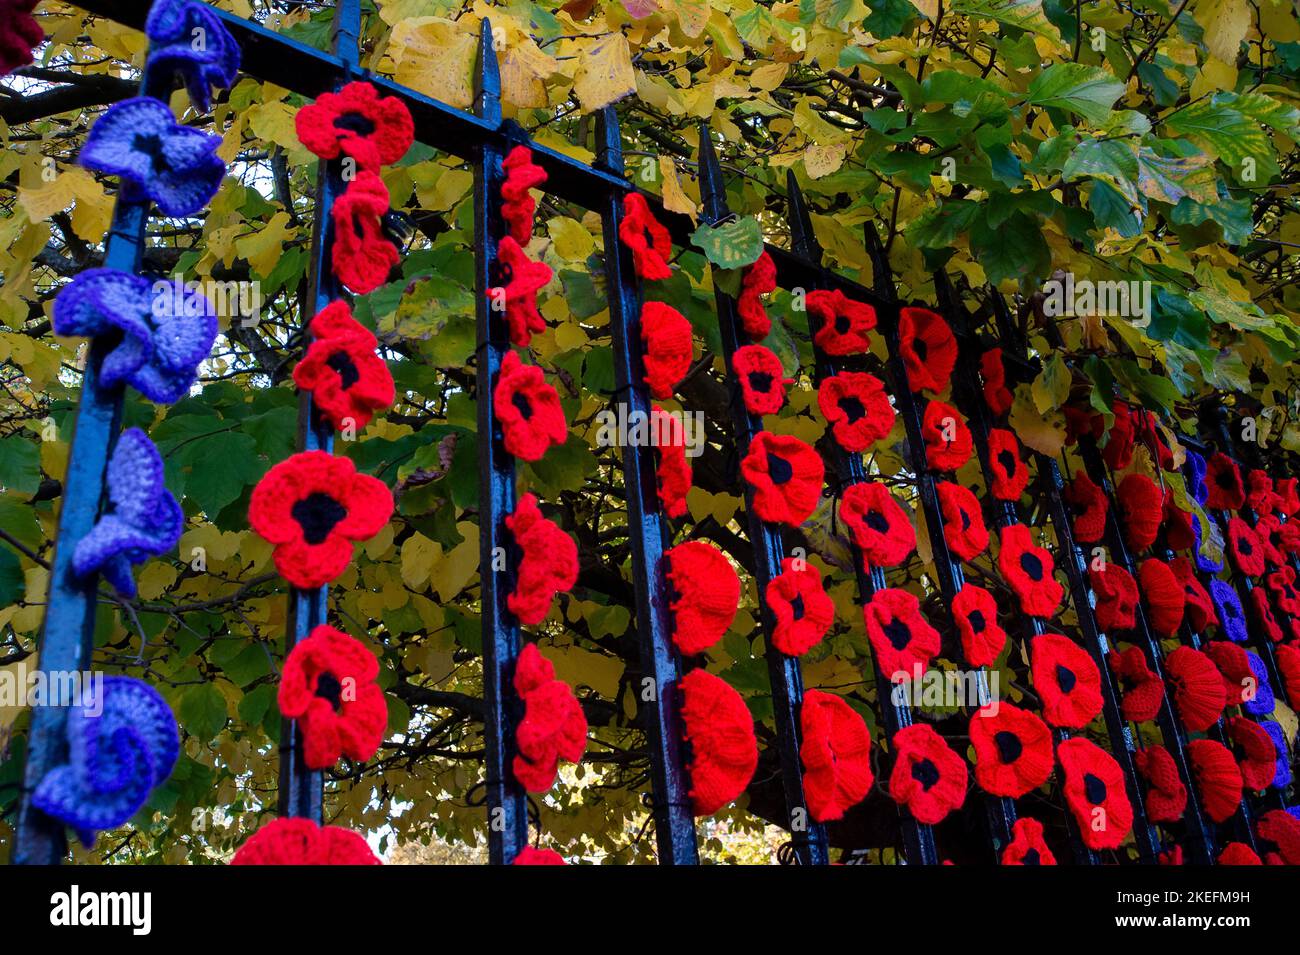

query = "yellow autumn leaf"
[
  {"left": 573, "top": 32, "right": 636, "bottom": 113},
  {"left": 500, "top": 35, "right": 560, "bottom": 109},
  {"left": 17, "top": 173, "right": 76, "bottom": 224},
  {"left": 389, "top": 18, "right": 478, "bottom": 110},
  {"left": 233, "top": 212, "right": 293, "bottom": 279},
  {"left": 658, "top": 156, "right": 698, "bottom": 223},
  {"left": 548, "top": 216, "right": 596, "bottom": 261},
  {"left": 400, "top": 531, "right": 437, "bottom": 590},
  {"left": 803, "top": 142, "right": 847, "bottom": 180},
  {"left": 1194, "top": 0, "right": 1250, "bottom": 65},
  {"left": 430, "top": 531, "right": 479, "bottom": 603},
  {"left": 66, "top": 168, "right": 114, "bottom": 242}
]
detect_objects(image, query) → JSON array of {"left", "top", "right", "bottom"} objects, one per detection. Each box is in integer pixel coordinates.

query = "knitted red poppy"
[
  {"left": 1265, "top": 564, "right": 1300, "bottom": 614},
  {"left": 331, "top": 171, "right": 399, "bottom": 294},
  {"left": 513, "top": 846, "right": 566, "bottom": 865},
  {"left": 898, "top": 306, "right": 957, "bottom": 394},
  {"left": 1056, "top": 737, "right": 1134, "bottom": 850},
  {"left": 230, "top": 818, "right": 381, "bottom": 865},
  {"left": 952, "top": 584, "right": 1007, "bottom": 668},
  {"left": 1001, "top": 817, "right": 1056, "bottom": 865},
  {"left": 292, "top": 301, "right": 394, "bottom": 431},
  {"left": 506, "top": 493, "right": 579, "bottom": 626},
  {"left": 1116, "top": 473, "right": 1163, "bottom": 553},
  {"left": 500, "top": 145, "right": 547, "bottom": 243},
  {"left": 1218, "top": 842, "right": 1263, "bottom": 865},
  {"left": 863, "top": 588, "right": 941, "bottom": 682},
  {"left": 651, "top": 405, "right": 691, "bottom": 519},
  {"left": 1163, "top": 496, "right": 1196, "bottom": 552},
  {"left": 1063, "top": 472, "right": 1108, "bottom": 544},
  {"left": 1187, "top": 738, "right": 1242, "bottom": 823},
  {"left": 1226, "top": 517, "right": 1265, "bottom": 577},
  {"left": 888, "top": 723, "right": 967, "bottom": 824},
  {"left": 640, "top": 301, "right": 693, "bottom": 399},
  {"left": 1, "top": 0, "right": 41, "bottom": 78},
  {"left": 806, "top": 289, "right": 876, "bottom": 356},
  {"left": 1171, "top": 556, "right": 1217, "bottom": 631},
  {"left": 1089, "top": 563, "right": 1137, "bottom": 633},
  {"left": 1257, "top": 809, "right": 1300, "bottom": 865},
  {"left": 1101, "top": 402, "right": 1136, "bottom": 471},
  {"left": 665, "top": 540, "right": 740, "bottom": 655},
  {"left": 1134, "top": 745, "right": 1187, "bottom": 823},
  {"left": 998, "top": 523, "right": 1064, "bottom": 618},
  {"left": 765, "top": 557, "right": 834, "bottom": 656},
  {"left": 1165, "top": 645, "right": 1227, "bottom": 732},
  {"left": 936, "top": 482, "right": 989, "bottom": 561},
  {"left": 817, "top": 371, "right": 894, "bottom": 452},
  {"left": 1253, "top": 513, "right": 1290, "bottom": 565},
  {"left": 1205, "top": 640, "right": 1254, "bottom": 706},
  {"left": 619, "top": 192, "right": 672, "bottom": 280},
  {"left": 295, "top": 81, "right": 414, "bottom": 172},
  {"left": 1108, "top": 645, "right": 1165, "bottom": 722},
  {"left": 493, "top": 350, "right": 568, "bottom": 462},
  {"left": 1065, "top": 405, "right": 1105, "bottom": 446},
  {"left": 512, "top": 642, "right": 587, "bottom": 793},
  {"left": 678, "top": 668, "right": 757, "bottom": 816},
  {"left": 279, "top": 624, "right": 387, "bottom": 769},
  {"left": 741, "top": 431, "right": 824, "bottom": 527},
  {"left": 1206, "top": 452, "right": 1245, "bottom": 511},
  {"left": 249, "top": 451, "right": 393, "bottom": 589},
  {"left": 987, "top": 428, "right": 1029, "bottom": 501},
  {"left": 1226, "top": 716, "right": 1276, "bottom": 791},
  {"left": 737, "top": 251, "right": 776, "bottom": 340},
  {"left": 492, "top": 236, "right": 552, "bottom": 348},
  {"left": 979, "top": 348, "right": 1013, "bottom": 417},
  {"left": 921, "top": 400, "right": 973, "bottom": 471},
  {"left": 1031, "top": 633, "right": 1103, "bottom": 729},
  {"left": 733, "top": 344, "right": 792, "bottom": 416},
  {"left": 1139, "top": 558, "right": 1185, "bottom": 637},
  {"left": 1276, "top": 643, "right": 1300, "bottom": 702},
  {"left": 1245, "top": 469, "right": 1278, "bottom": 515},
  {"left": 799, "top": 689, "right": 873, "bottom": 822},
  {"left": 969, "top": 702, "right": 1053, "bottom": 797},
  {"left": 839, "top": 481, "right": 916, "bottom": 569},
  {"left": 1248, "top": 586, "right": 1284, "bottom": 643},
  {"left": 1277, "top": 477, "right": 1300, "bottom": 516}
]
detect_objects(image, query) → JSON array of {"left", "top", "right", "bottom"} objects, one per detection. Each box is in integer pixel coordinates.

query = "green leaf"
[
  {"left": 1026, "top": 63, "right": 1125, "bottom": 124},
  {"left": 1031, "top": 355, "right": 1071, "bottom": 412},
  {"left": 1164, "top": 100, "right": 1274, "bottom": 178},
  {"left": 690, "top": 216, "right": 764, "bottom": 268},
  {"left": 1136, "top": 146, "right": 1218, "bottom": 206},
  {"left": 182, "top": 431, "right": 262, "bottom": 516},
  {"left": 950, "top": 0, "right": 1063, "bottom": 40},
  {"left": 0, "top": 437, "right": 40, "bottom": 496},
  {"left": 180, "top": 683, "right": 228, "bottom": 742},
  {"left": 237, "top": 683, "right": 277, "bottom": 727},
  {"left": 1063, "top": 137, "right": 1141, "bottom": 206},
  {"left": 0, "top": 547, "right": 23, "bottom": 605},
  {"left": 0, "top": 497, "right": 42, "bottom": 550}
]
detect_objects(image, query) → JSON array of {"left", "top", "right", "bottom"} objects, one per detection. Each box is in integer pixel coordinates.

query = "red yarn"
[
  {"left": 492, "top": 236, "right": 552, "bottom": 348},
  {"left": 1246, "top": 469, "right": 1278, "bottom": 515},
  {"left": 734, "top": 344, "right": 792, "bottom": 416},
  {"left": 512, "top": 642, "right": 587, "bottom": 793},
  {"left": 1163, "top": 496, "right": 1196, "bottom": 551},
  {"left": 1253, "top": 514, "right": 1289, "bottom": 566},
  {"left": 1, "top": 0, "right": 41, "bottom": 78},
  {"left": 1275, "top": 643, "right": 1300, "bottom": 703},
  {"left": 678, "top": 669, "right": 757, "bottom": 816},
  {"left": 799, "top": 689, "right": 873, "bottom": 822},
  {"left": 640, "top": 301, "right": 693, "bottom": 399},
  {"left": 1249, "top": 586, "right": 1284, "bottom": 643},
  {"left": 936, "top": 482, "right": 988, "bottom": 561},
  {"left": 863, "top": 588, "right": 940, "bottom": 682},
  {"left": 1089, "top": 563, "right": 1137, "bottom": 633},
  {"left": 1226, "top": 716, "right": 1276, "bottom": 791},
  {"left": 888, "top": 723, "right": 967, "bottom": 824},
  {"left": 1031, "top": 633, "right": 1103, "bottom": 729},
  {"left": 1064, "top": 405, "right": 1105, "bottom": 446},
  {"left": 1204, "top": 640, "right": 1254, "bottom": 706},
  {"left": 493, "top": 350, "right": 568, "bottom": 462},
  {"left": 249, "top": 450, "right": 393, "bottom": 588},
  {"left": 651, "top": 405, "right": 691, "bottom": 519},
  {"left": 817, "top": 371, "right": 894, "bottom": 452},
  {"left": 1165, "top": 645, "right": 1227, "bottom": 732},
  {"left": 1277, "top": 477, "right": 1300, "bottom": 516},
  {"left": 665, "top": 541, "right": 740, "bottom": 655},
  {"left": 506, "top": 493, "right": 579, "bottom": 626},
  {"left": 839, "top": 481, "right": 916, "bottom": 570},
  {"left": 331, "top": 171, "right": 399, "bottom": 294},
  {"left": 969, "top": 702, "right": 1053, "bottom": 797},
  {"left": 1101, "top": 402, "right": 1136, "bottom": 471},
  {"left": 1116, "top": 473, "right": 1163, "bottom": 553},
  {"left": 1001, "top": 817, "right": 1056, "bottom": 865},
  {"left": 921, "top": 400, "right": 973, "bottom": 471},
  {"left": 1206, "top": 452, "right": 1245, "bottom": 511},
  {"left": 500, "top": 145, "right": 547, "bottom": 243},
  {"left": 1158, "top": 846, "right": 1183, "bottom": 865},
  {"left": 1218, "top": 842, "right": 1262, "bottom": 865},
  {"left": 737, "top": 251, "right": 777, "bottom": 340},
  {"left": 1187, "top": 738, "right": 1243, "bottom": 823},
  {"left": 1139, "top": 558, "right": 1185, "bottom": 637},
  {"left": 987, "top": 428, "right": 1029, "bottom": 501},
  {"left": 951, "top": 583, "right": 1007, "bottom": 668},
  {"left": 1257, "top": 809, "right": 1300, "bottom": 865},
  {"left": 765, "top": 557, "right": 834, "bottom": 656},
  {"left": 741, "top": 431, "right": 824, "bottom": 527},
  {"left": 513, "top": 846, "right": 566, "bottom": 865},
  {"left": 619, "top": 192, "right": 672, "bottom": 280},
  {"left": 231, "top": 817, "right": 381, "bottom": 865},
  {"left": 898, "top": 306, "right": 957, "bottom": 394},
  {"left": 293, "top": 300, "right": 394, "bottom": 431},
  {"left": 806, "top": 289, "right": 876, "bottom": 356},
  {"left": 1134, "top": 745, "right": 1187, "bottom": 823},
  {"left": 980, "top": 348, "right": 1013, "bottom": 417},
  {"left": 279, "top": 624, "right": 387, "bottom": 770},
  {"left": 295, "top": 81, "right": 414, "bottom": 172},
  {"left": 998, "top": 523, "right": 1064, "bottom": 618},
  {"left": 1226, "top": 517, "right": 1265, "bottom": 577},
  {"left": 1063, "top": 472, "right": 1108, "bottom": 544},
  {"left": 1266, "top": 565, "right": 1300, "bottom": 614},
  {"left": 1108, "top": 645, "right": 1165, "bottom": 722},
  {"left": 1172, "top": 556, "right": 1217, "bottom": 630},
  {"left": 1056, "top": 737, "right": 1134, "bottom": 850}
]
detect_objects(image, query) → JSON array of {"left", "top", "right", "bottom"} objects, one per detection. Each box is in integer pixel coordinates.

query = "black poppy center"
[
  {"left": 790, "top": 594, "right": 805, "bottom": 621},
  {"left": 749, "top": 371, "right": 774, "bottom": 394},
  {"left": 865, "top": 510, "right": 891, "bottom": 533},
  {"left": 326, "top": 349, "right": 360, "bottom": 390},
  {"left": 767, "top": 452, "right": 793, "bottom": 485},
  {"left": 334, "top": 112, "right": 377, "bottom": 137},
  {"left": 913, "top": 336, "right": 928, "bottom": 363},
  {"left": 314, "top": 670, "right": 344, "bottom": 711},
  {"left": 994, "top": 730, "right": 1023, "bottom": 763},
  {"left": 512, "top": 390, "right": 533, "bottom": 420},
  {"left": 835, "top": 312, "right": 851, "bottom": 334},
  {"left": 1084, "top": 772, "right": 1107, "bottom": 805},
  {"left": 1216, "top": 470, "right": 1237, "bottom": 490},
  {"left": 132, "top": 132, "right": 171, "bottom": 174},
  {"left": 839, "top": 395, "right": 866, "bottom": 423},
  {"left": 1237, "top": 536, "right": 1253, "bottom": 556},
  {"left": 1055, "top": 663, "right": 1077, "bottom": 693},
  {"left": 1020, "top": 551, "right": 1044, "bottom": 581},
  {"left": 959, "top": 508, "right": 971, "bottom": 531},
  {"left": 912, "top": 757, "right": 940, "bottom": 791},
  {"left": 1023, "top": 848, "right": 1042, "bottom": 865},
  {"left": 998, "top": 449, "right": 1018, "bottom": 480},
  {"left": 291, "top": 491, "right": 348, "bottom": 545},
  {"left": 967, "top": 609, "right": 986, "bottom": 633},
  {"left": 643, "top": 227, "right": 657, "bottom": 248},
  {"left": 882, "top": 618, "right": 912, "bottom": 650}
]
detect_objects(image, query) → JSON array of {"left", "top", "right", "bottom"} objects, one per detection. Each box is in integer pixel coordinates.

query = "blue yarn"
[
  {"left": 1210, "top": 579, "right": 1247, "bottom": 642},
  {"left": 31, "top": 676, "right": 179, "bottom": 846},
  {"left": 145, "top": 0, "right": 240, "bottom": 113},
  {"left": 72, "top": 428, "right": 183, "bottom": 597},
  {"left": 1243, "top": 651, "right": 1275, "bottom": 716},
  {"left": 53, "top": 267, "right": 217, "bottom": 404},
  {"left": 1260, "top": 721, "right": 1292, "bottom": 790},
  {"left": 1186, "top": 450, "right": 1208, "bottom": 506},
  {"left": 79, "top": 97, "right": 225, "bottom": 217}
]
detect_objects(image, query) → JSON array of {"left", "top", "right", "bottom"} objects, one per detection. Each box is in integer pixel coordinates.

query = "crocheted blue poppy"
[
  {"left": 1243, "top": 651, "right": 1275, "bottom": 716},
  {"left": 1210, "top": 579, "right": 1247, "bottom": 642},
  {"left": 1186, "top": 450, "right": 1208, "bottom": 506},
  {"left": 1193, "top": 512, "right": 1224, "bottom": 574},
  {"left": 1261, "top": 721, "right": 1292, "bottom": 789},
  {"left": 31, "top": 676, "right": 179, "bottom": 846},
  {"left": 72, "top": 428, "right": 183, "bottom": 597},
  {"left": 145, "top": 0, "right": 240, "bottom": 112},
  {"left": 80, "top": 97, "right": 225, "bottom": 217},
  {"left": 53, "top": 267, "right": 217, "bottom": 403}
]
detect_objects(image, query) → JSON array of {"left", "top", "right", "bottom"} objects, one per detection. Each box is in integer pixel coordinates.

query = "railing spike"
[{"left": 476, "top": 17, "right": 502, "bottom": 127}]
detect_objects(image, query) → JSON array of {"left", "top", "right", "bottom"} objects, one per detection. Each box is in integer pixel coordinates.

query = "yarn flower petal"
[
  {"left": 1031, "top": 633, "right": 1103, "bottom": 729},
  {"left": 734, "top": 344, "right": 792, "bottom": 416},
  {"left": 331, "top": 171, "right": 400, "bottom": 294},
  {"left": 492, "top": 236, "right": 552, "bottom": 348},
  {"left": 665, "top": 540, "right": 740, "bottom": 655},
  {"left": 951, "top": 583, "right": 1007, "bottom": 667},
  {"left": 863, "top": 588, "right": 941, "bottom": 683},
  {"left": 1165, "top": 645, "right": 1227, "bottom": 732},
  {"left": 969, "top": 702, "right": 1053, "bottom": 798},
  {"left": 1138, "top": 558, "right": 1184, "bottom": 637},
  {"left": 979, "top": 348, "right": 1013, "bottom": 417},
  {"left": 1056, "top": 737, "right": 1134, "bottom": 850},
  {"left": 512, "top": 643, "right": 587, "bottom": 793},
  {"left": 294, "top": 80, "right": 413, "bottom": 172},
  {"left": 640, "top": 301, "right": 693, "bottom": 399},
  {"left": 987, "top": 427, "right": 1029, "bottom": 501},
  {"left": 898, "top": 306, "right": 957, "bottom": 394},
  {"left": 1001, "top": 817, "right": 1056, "bottom": 865},
  {"left": 1171, "top": 556, "right": 1217, "bottom": 631},
  {"left": 1089, "top": 563, "right": 1137, "bottom": 633},
  {"left": 1116, "top": 473, "right": 1163, "bottom": 553},
  {"left": 998, "top": 523, "right": 1064, "bottom": 618},
  {"left": 506, "top": 493, "right": 579, "bottom": 626},
  {"left": 935, "top": 482, "right": 989, "bottom": 561},
  {"left": 500, "top": 145, "right": 547, "bottom": 242},
  {"left": 1134, "top": 744, "right": 1186, "bottom": 823},
  {"left": 765, "top": 557, "right": 834, "bottom": 656},
  {"left": 145, "top": 0, "right": 241, "bottom": 112},
  {"left": 1063, "top": 472, "right": 1108, "bottom": 544},
  {"left": 1108, "top": 645, "right": 1165, "bottom": 722},
  {"left": 737, "top": 251, "right": 776, "bottom": 340},
  {"left": 1187, "top": 738, "right": 1243, "bottom": 823},
  {"left": 1226, "top": 716, "right": 1276, "bottom": 791},
  {"left": 817, "top": 371, "right": 894, "bottom": 451},
  {"left": 921, "top": 400, "right": 973, "bottom": 471},
  {"left": 839, "top": 481, "right": 916, "bottom": 570},
  {"left": 292, "top": 300, "right": 394, "bottom": 431},
  {"left": 1206, "top": 452, "right": 1245, "bottom": 511},
  {"left": 806, "top": 288, "right": 876, "bottom": 355},
  {"left": 0, "top": 0, "right": 43, "bottom": 78},
  {"left": 230, "top": 817, "right": 381, "bottom": 865},
  {"left": 741, "top": 431, "right": 824, "bottom": 527},
  {"left": 799, "top": 689, "right": 873, "bottom": 822},
  {"left": 493, "top": 350, "right": 568, "bottom": 462},
  {"left": 1226, "top": 517, "right": 1265, "bottom": 577},
  {"left": 679, "top": 669, "right": 757, "bottom": 816},
  {"left": 651, "top": 405, "right": 691, "bottom": 518},
  {"left": 888, "top": 723, "right": 967, "bottom": 824},
  {"left": 619, "top": 192, "right": 672, "bottom": 280}
]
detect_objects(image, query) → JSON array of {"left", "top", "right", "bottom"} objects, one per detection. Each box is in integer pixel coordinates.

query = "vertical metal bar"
[
  {"left": 785, "top": 173, "right": 938, "bottom": 865},
  {"left": 697, "top": 131, "right": 827, "bottom": 865},
  {"left": 594, "top": 107, "right": 698, "bottom": 865},
  {"left": 472, "top": 19, "right": 528, "bottom": 865}
]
